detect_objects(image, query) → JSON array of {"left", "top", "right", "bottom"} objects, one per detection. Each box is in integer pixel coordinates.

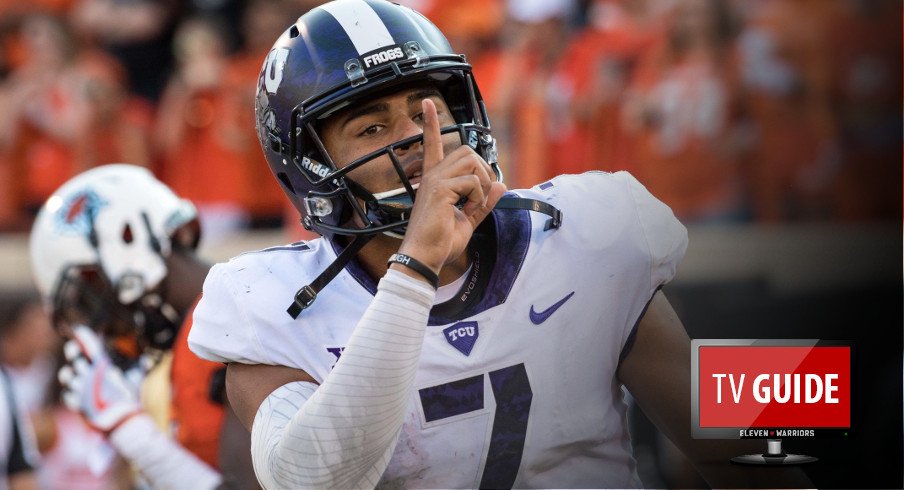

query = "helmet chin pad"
[{"left": 367, "top": 184, "right": 419, "bottom": 239}]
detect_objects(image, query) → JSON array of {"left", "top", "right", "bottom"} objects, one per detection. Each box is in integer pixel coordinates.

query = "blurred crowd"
[{"left": 0, "top": 0, "right": 899, "bottom": 239}]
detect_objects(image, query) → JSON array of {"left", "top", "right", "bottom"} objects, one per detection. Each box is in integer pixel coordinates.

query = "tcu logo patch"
[{"left": 443, "top": 322, "right": 479, "bottom": 357}]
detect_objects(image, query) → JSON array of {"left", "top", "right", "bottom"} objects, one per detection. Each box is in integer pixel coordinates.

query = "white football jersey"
[{"left": 189, "top": 171, "right": 687, "bottom": 488}]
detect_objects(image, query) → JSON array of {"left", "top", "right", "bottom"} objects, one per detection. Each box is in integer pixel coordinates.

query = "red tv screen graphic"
[{"left": 697, "top": 344, "right": 851, "bottom": 429}]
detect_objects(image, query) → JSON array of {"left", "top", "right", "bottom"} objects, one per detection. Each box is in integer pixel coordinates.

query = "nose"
[{"left": 393, "top": 116, "right": 424, "bottom": 154}]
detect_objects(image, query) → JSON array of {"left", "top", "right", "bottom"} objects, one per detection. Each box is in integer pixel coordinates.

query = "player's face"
[{"left": 320, "top": 85, "right": 460, "bottom": 195}]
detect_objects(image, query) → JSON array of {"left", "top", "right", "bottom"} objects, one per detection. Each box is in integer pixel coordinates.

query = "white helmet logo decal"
[
  {"left": 55, "top": 189, "right": 107, "bottom": 236},
  {"left": 263, "top": 48, "right": 290, "bottom": 94}
]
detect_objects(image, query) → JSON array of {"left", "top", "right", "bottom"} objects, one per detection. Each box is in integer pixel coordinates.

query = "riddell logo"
[
  {"left": 363, "top": 47, "right": 404, "bottom": 68},
  {"left": 301, "top": 157, "right": 329, "bottom": 177}
]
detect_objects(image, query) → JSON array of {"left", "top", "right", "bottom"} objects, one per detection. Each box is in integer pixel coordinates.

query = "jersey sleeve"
[
  {"left": 188, "top": 263, "right": 268, "bottom": 364},
  {"left": 527, "top": 171, "right": 687, "bottom": 358},
  {"left": 621, "top": 171, "right": 688, "bottom": 292}
]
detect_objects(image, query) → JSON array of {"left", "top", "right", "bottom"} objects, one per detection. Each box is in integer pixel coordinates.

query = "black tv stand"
[{"left": 731, "top": 439, "right": 818, "bottom": 465}]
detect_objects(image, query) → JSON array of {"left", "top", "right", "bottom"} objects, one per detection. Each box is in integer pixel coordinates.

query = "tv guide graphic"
[{"left": 691, "top": 339, "right": 852, "bottom": 465}]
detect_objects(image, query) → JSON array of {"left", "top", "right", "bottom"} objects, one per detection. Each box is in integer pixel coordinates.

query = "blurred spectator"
[
  {"left": 0, "top": 0, "right": 897, "bottom": 234},
  {"left": 0, "top": 295, "right": 45, "bottom": 486},
  {"left": 35, "top": 354, "right": 132, "bottom": 490},
  {"left": 69, "top": 0, "right": 180, "bottom": 102},
  {"left": 551, "top": 0, "right": 657, "bottom": 174},
  {"left": 222, "top": 0, "right": 295, "bottom": 229},
  {"left": 0, "top": 294, "right": 57, "bottom": 420},
  {"left": 0, "top": 365, "right": 38, "bottom": 490},
  {"left": 0, "top": 13, "right": 81, "bottom": 220},
  {"left": 822, "top": 0, "right": 900, "bottom": 221},
  {"left": 397, "top": 0, "right": 504, "bottom": 61},
  {"left": 0, "top": 294, "right": 54, "bottom": 481},
  {"left": 735, "top": 0, "right": 837, "bottom": 221},
  {"left": 622, "top": 0, "right": 747, "bottom": 223},
  {"left": 0, "top": 12, "right": 152, "bottom": 228},
  {"left": 0, "top": 292, "right": 131, "bottom": 489},
  {"left": 185, "top": 0, "right": 246, "bottom": 53},
  {"left": 71, "top": 57, "right": 155, "bottom": 170},
  {"left": 155, "top": 16, "right": 252, "bottom": 239},
  {"left": 487, "top": 0, "right": 576, "bottom": 189}
]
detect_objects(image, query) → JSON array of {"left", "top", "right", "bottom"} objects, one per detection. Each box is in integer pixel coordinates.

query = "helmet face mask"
[
  {"left": 52, "top": 264, "right": 133, "bottom": 338},
  {"left": 305, "top": 120, "right": 499, "bottom": 237},
  {"left": 256, "top": 0, "right": 500, "bottom": 240}
]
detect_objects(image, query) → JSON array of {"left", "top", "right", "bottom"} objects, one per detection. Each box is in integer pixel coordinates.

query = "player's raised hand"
[
  {"left": 58, "top": 325, "right": 143, "bottom": 434},
  {"left": 398, "top": 99, "right": 506, "bottom": 275}
]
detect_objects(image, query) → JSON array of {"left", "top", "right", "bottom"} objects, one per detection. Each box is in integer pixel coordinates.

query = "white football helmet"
[{"left": 29, "top": 164, "right": 199, "bottom": 350}]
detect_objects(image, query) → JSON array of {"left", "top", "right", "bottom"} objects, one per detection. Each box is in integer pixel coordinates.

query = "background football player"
[{"left": 29, "top": 164, "right": 257, "bottom": 489}]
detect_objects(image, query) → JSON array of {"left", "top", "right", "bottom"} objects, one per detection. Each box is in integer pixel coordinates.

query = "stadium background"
[{"left": 0, "top": 0, "right": 900, "bottom": 488}]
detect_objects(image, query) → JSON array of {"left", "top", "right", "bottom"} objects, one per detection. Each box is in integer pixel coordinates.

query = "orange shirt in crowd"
[
  {"left": 4, "top": 51, "right": 152, "bottom": 211},
  {"left": 626, "top": 38, "right": 744, "bottom": 221},
  {"left": 156, "top": 83, "right": 250, "bottom": 211},
  {"left": 170, "top": 300, "right": 225, "bottom": 469},
  {"left": 551, "top": 9, "right": 653, "bottom": 176},
  {"left": 222, "top": 51, "right": 288, "bottom": 221}
]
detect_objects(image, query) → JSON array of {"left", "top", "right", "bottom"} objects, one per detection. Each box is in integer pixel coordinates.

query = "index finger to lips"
[{"left": 421, "top": 98, "right": 444, "bottom": 172}]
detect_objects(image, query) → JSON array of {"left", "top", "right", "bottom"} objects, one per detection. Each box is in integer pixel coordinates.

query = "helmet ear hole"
[{"left": 122, "top": 223, "right": 134, "bottom": 244}]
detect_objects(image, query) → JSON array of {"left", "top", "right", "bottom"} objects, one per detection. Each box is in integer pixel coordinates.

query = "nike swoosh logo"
[
  {"left": 529, "top": 291, "right": 575, "bottom": 325},
  {"left": 92, "top": 364, "right": 109, "bottom": 411}
]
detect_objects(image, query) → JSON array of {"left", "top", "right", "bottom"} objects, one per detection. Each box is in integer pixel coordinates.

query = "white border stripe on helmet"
[{"left": 319, "top": 0, "right": 395, "bottom": 55}]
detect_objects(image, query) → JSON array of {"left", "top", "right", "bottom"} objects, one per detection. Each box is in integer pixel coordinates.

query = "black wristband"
[{"left": 388, "top": 253, "right": 439, "bottom": 289}]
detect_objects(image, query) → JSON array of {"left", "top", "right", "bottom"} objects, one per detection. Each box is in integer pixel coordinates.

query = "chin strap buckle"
[
  {"left": 494, "top": 197, "right": 563, "bottom": 231},
  {"left": 287, "top": 285, "right": 317, "bottom": 319},
  {"left": 286, "top": 233, "right": 375, "bottom": 319},
  {"left": 544, "top": 207, "right": 563, "bottom": 231}
]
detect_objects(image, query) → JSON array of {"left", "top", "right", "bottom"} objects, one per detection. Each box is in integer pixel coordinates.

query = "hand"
[
  {"left": 58, "top": 325, "right": 143, "bottom": 434},
  {"left": 398, "top": 99, "right": 506, "bottom": 274}
]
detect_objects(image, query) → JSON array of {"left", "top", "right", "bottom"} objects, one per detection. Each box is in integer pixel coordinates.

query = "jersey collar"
[{"left": 332, "top": 199, "right": 532, "bottom": 325}]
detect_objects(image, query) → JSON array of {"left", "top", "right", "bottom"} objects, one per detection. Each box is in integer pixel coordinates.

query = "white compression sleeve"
[
  {"left": 109, "top": 413, "right": 222, "bottom": 490},
  {"left": 251, "top": 269, "right": 435, "bottom": 489}
]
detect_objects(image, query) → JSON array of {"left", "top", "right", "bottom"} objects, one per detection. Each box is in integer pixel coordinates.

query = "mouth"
[
  {"left": 407, "top": 170, "right": 422, "bottom": 186},
  {"left": 402, "top": 160, "right": 423, "bottom": 186}
]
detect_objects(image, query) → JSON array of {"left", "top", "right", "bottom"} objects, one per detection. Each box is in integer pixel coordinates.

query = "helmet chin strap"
[
  {"left": 287, "top": 233, "right": 376, "bottom": 319},
  {"left": 494, "top": 197, "right": 563, "bottom": 230},
  {"left": 285, "top": 192, "right": 562, "bottom": 318}
]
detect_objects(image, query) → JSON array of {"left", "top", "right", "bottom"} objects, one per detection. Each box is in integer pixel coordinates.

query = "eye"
[
  {"left": 413, "top": 112, "right": 424, "bottom": 123},
  {"left": 358, "top": 124, "right": 383, "bottom": 137}
]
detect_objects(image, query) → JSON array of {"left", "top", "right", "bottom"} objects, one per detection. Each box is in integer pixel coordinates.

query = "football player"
[
  {"left": 189, "top": 1, "right": 809, "bottom": 488},
  {"left": 29, "top": 164, "right": 256, "bottom": 489}
]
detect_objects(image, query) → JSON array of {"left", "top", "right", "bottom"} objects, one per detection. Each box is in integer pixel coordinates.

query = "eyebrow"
[{"left": 338, "top": 88, "right": 442, "bottom": 131}]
